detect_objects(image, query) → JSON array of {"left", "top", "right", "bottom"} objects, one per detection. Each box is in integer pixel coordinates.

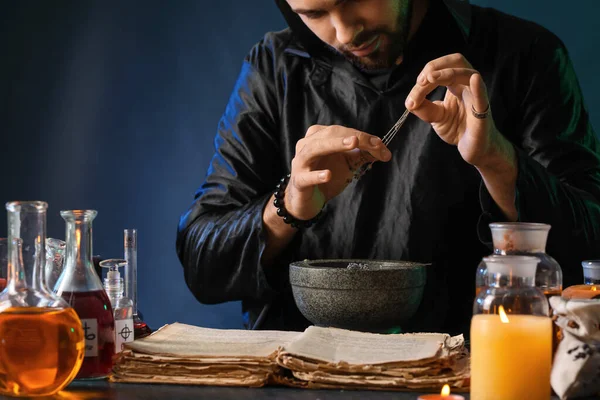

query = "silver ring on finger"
[{"left": 471, "top": 103, "right": 490, "bottom": 119}]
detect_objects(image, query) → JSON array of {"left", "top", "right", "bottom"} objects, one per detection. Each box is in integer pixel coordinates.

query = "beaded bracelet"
[{"left": 273, "top": 174, "right": 322, "bottom": 229}]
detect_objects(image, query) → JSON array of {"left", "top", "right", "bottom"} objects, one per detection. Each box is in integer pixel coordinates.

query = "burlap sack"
[{"left": 549, "top": 296, "right": 600, "bottom": 399}]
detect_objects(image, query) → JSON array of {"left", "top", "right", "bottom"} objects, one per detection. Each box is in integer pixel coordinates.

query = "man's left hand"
[
  {"left": 405, "top": 53, "right": 505, "bottom": 169},
  {"left": 405, "top": 53, "right": 518, "bottom": 221}
]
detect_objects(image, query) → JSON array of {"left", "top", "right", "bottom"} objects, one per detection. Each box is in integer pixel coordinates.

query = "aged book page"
[
  {"left": 272, "top": 372, "right": 470, "bottom": 392},
  {"left": 292, "top": 369, "right": 469, "bottom": 388},
  {"left": 124, "top": 323, "right": 299, "bottom": 358},
  {"left": 281, "top": 326, "right": 458, "bottom": 365},
  {"left": 123, "top": 351, "right": 279, "bottom": 365},
  {"left": 114, "top": 357, "right": 279, "bottom": 375},
  {"left": 278, "top": 354, "right": 452, "bottom": 376},
  {"left": 111, "top": 373, "right": 270, "bottom": 387}
]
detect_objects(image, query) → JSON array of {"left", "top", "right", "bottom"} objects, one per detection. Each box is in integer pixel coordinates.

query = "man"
[{"left": 176, "top": 0, "right": 600, "bottom": 335}]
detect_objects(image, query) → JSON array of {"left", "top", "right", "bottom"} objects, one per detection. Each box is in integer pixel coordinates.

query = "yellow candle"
[{"left": 470, "top": 313, "right": 552, "bottom": 400}]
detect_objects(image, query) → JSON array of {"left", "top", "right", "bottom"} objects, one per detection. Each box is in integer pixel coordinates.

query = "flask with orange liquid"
[{"left": 0, "top": 201, "right": 84, "bottom": 397}]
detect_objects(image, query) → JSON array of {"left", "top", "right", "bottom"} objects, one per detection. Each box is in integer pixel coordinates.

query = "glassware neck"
[
  {"left": 55, "top": 209, "right": 104, "bottom": 294},
  {"left": 61, "top": 210, "right": 97, "bottom": 269},
  {"left": 100, "top": 259, "right": 126, "bottom": 307},
  {"left": 6, "top": 238, "right": 25, "bottom": 292},
  {"left": 490, "top": 222, "right": 550, "bottom": 254},
  {"left": 106, "top": 289, "right": 123, "bottom": 308},
  {"left": 484, "top": 255, "right": 539, "bottom": 288},
  {"left": 477, "top": 255, "right": 549, "bottom": 317},
  {"left": 6, "top": 201, "right": 49, "bottom": 292}
]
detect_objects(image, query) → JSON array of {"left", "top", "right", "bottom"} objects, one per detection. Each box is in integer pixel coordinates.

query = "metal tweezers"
[{"left": 353, "top": 108, "right": 410, "bottom": 180}]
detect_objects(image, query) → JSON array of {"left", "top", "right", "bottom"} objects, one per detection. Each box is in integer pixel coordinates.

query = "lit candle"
[
  {"left": 470, "top": 306, "right": 552, "bottom": 400},
  {"left": 417, "top": 384, "right": 465, "bottom": 400}
]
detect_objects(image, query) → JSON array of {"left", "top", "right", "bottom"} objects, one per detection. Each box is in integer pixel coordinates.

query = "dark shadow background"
[{"left": 1, "top": 0, "right": 599, "bottom": 330}]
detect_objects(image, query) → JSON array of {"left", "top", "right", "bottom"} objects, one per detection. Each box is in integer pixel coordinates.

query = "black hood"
[
  {"left": 274, "top": 0, "right": 472, "bottom": 58},
  {"left": 274, "top": 0, "right": 330, "bottom": 57}
]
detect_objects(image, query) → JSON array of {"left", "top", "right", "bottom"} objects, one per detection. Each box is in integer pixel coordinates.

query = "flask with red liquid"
[{"left": 55, "top": 210, "right": 115, "bottom": 379}]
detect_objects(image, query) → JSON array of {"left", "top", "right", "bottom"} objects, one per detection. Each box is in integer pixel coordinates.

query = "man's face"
[{"left": 287, "top": 0, "right": 413, "bottom": 70}]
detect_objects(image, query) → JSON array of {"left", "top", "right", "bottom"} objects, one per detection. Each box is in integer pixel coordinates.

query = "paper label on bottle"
[
  {"left": 115, "top": 318, "right": 134, "bottom": 353},
  {"left": 81, "top": 318, "right": 98, "bottom": 357}
]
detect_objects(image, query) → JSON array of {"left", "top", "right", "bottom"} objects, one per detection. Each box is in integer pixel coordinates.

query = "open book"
[{"left": 112, "top": 323, "right": 469, "bottom": 391}]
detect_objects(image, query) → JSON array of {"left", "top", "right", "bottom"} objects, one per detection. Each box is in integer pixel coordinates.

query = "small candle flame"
[
  {"left": 592, "top": 286, "right": 597, "bottom": 292},
  {"left": 441, "top": 384, "right": 450, "bottom": 396},
  {"left": 499, "top": 305, "right": 510, "bottom": 323}
]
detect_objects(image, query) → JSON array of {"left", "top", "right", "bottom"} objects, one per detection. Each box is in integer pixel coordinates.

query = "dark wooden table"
[{"left": 0, "top": 380, "right": 570, "bottom": 399}]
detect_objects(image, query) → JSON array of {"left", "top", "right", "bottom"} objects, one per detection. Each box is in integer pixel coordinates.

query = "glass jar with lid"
[
  {"left": 471, "top": 255, "right": 552, "bottom": 400},
  {"left": 475, "top": 222, "right": 562, "bottom": 299}
]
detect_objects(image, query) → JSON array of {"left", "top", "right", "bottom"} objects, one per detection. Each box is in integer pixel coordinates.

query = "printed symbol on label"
[
  {"left": 81, "top": 318, "right": 98, "bottom": 357},
  {"left": 119, "top": 324, "right": 132, "bottom": 340},
  {"left": 83, "top": 321, "right": 96, "bottom": 341},
  {"left": 115, "top": 319, "right": 134, "bottom": 354}
]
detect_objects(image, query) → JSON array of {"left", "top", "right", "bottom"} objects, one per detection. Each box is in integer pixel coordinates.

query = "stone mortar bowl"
[{"left": 290, "top": 259, "right": 428, "bottom": 332}]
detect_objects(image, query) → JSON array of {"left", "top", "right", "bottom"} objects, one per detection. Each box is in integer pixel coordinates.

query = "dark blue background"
[{"left": 2, "top": 1, "right": 598, "bottom": 330}]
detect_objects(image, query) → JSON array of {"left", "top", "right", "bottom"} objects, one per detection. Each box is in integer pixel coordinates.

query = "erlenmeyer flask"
[
  {"left": 0, "top": 201, "right": 84, "bottom": 397},
  {"left": 54, "top": 210, "right": 115, "bottom": 379}
]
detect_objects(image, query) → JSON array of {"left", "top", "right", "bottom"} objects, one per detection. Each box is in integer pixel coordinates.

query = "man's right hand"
[
  {"left": 261, "top": 125, "right": 391, "bottom": 265},
  {"left": 285, "top": 125, "right": 392, "bottom": 221}
]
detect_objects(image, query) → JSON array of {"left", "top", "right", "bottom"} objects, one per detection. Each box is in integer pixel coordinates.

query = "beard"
[{"left": 331, "top": 1, "right": 413, "bottom": 71}]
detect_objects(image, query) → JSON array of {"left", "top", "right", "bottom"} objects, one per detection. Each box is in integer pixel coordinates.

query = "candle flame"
[
  {"left": 499, "top": 305, "right": 510, "bottom": 323},
  {"left": 592, "top": 286, "right": 597, "bottom": 292},
  {"left": 441, "top": 384, "right": 450, "bottom": 396}
]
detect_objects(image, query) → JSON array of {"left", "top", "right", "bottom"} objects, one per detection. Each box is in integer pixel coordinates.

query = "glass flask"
[
  {"left": 54, "top": 210, "right": 115, "bottom": 379},
  {"left": 45, "top": 238, "right": 66, "bottom": 292},
  {"left": 562, "top": 260, "right": 600, "bottom": 299},
  {"left": 100, "top": 259, "right": 134, "bottom": 353},
  {"left": 475, "top": 222, "right": 563, "bottom": 299},
  {"left": 124, "top": 229, "right": 152, "bottom": 339},
  {"left": 0, "top": 201, "right": 84, "bottom": 397},
  {"left": 471, "top": 255, "right": 552, "bottom": 400}
]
